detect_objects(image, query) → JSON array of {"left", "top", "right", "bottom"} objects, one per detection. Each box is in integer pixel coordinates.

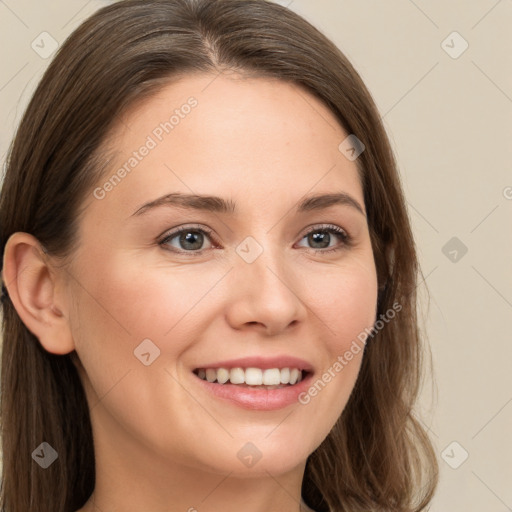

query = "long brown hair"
[{"left": 0, "top": 1, "right": 438, "bottom": 510}]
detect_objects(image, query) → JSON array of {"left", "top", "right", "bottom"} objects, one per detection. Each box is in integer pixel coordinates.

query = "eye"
[
  {"left": 159, "top": 225, "right": 215, "bottom": 255},
  {"left": 296, "top": 224, "right": 351, "bottom": 253},
  {"left": 158, "top": 223, "right": 351, "bottom": 256}
]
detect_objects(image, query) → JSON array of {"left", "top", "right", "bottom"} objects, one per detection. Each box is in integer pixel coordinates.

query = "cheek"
[
  {"left": 67, "top": 251, "right": 223, "bottom": 373},
  {"left": 298, "top": 256, "right": 377, "bottom": 406},
  {"left": 270, "top": 256, "right": 378, "bottom": 458},
  {"left": 306, "top": 255, "right": 378, "bottom": 352},
  {"left": 66, "top": 253, "right": 211, "bottom": 447}
]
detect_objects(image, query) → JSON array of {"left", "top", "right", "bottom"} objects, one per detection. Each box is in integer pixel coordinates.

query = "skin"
[{"left": 4, "top": 73, "right": 378, "bottom": 512}]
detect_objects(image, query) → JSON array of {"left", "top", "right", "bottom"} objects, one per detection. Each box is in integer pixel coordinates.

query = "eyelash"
[{"left": 158, "top": 223, "right": 352, "bottom": 257}]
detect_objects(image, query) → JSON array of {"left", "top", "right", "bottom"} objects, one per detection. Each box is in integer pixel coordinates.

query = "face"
[{"left": 63, "top": 72, "right": 378, "bottom": 478}]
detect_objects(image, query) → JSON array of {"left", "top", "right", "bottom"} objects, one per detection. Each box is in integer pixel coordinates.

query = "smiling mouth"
[{"left": 193, "top": 367, "right": 310, "bottom": 389}]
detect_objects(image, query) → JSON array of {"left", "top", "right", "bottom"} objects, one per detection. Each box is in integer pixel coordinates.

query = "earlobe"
[{"left": 2, "top": 232, "right": 75, "bottom": 355}]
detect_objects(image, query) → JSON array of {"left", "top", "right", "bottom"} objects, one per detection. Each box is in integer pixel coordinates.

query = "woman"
[{"left": 0, "top": 1, "right": 438, "bottom": 511}]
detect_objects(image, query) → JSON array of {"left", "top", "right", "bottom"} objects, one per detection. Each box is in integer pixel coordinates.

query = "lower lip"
[{"left": 193, "top": 372, "right": 314, "bottom": 411}]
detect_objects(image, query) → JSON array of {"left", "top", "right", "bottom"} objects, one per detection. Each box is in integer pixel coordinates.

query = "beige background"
[{"left": 1, "top": 0, "right": 511, "bottom": 510}]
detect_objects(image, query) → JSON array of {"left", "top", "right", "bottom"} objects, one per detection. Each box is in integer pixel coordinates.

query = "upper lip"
[{"left": 193, "top": 355, "right": 314, "bottom": 373}]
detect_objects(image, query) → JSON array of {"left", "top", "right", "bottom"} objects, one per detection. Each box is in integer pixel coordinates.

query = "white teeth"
[
  {"left": 245, "top": 368, "right": 263, "bottom": 385},
  {"left": 229, "top": 367, "right": 245, "bottom": 384},
  {"left": 216, "top": 368, "right": 230, "bottom": 384},
  {"left": 262, "top": 368, "right": 281, "bottom": 386},
  {"left": 195, "top": 366, "right": 306, "bottom": 386}
]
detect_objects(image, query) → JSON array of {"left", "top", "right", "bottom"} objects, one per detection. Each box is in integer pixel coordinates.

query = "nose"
[{"left": 224, "top": 241, "right": 307, "bottom": 336}]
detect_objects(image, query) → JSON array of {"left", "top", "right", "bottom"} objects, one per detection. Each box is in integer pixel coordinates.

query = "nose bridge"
[
  {"left": 235, "top": 233, "right": 289, "bottom": 289},
  {"left": 227, "top": 232, "right": 305, "bottom": 333}
]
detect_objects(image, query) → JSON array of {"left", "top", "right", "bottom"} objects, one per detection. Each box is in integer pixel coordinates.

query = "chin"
[{"left": 194, "top": 437, "right": 312, "bottom": 478}]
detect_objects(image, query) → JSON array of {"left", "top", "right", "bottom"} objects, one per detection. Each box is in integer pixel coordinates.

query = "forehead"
[{"left": 86, "top": 72, "right": 363, "bottom": 220}]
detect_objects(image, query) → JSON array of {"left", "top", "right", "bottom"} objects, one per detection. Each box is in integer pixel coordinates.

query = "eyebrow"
[{"left": 131, "top": 191, "right": 366, "bottom": 217}]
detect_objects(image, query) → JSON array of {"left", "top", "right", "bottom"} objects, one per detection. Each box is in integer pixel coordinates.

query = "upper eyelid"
[
  {"left": 297, "top": 223, "right": 348, "bottom": 238},
  {"left": 159, "top": 224, "right": 215, "bottom": 242}
]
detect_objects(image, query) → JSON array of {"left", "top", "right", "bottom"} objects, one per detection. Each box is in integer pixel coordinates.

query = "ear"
[{"left": 2, "top": 232, "right": 75, "bottom": 355}]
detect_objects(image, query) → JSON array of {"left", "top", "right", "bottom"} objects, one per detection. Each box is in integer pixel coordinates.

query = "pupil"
[
  {"left": 310, "top": 231, "right": 329, "bottom": 249},
  {"left": 181, "top": 231, "right": 203, "bottom": 250}
]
